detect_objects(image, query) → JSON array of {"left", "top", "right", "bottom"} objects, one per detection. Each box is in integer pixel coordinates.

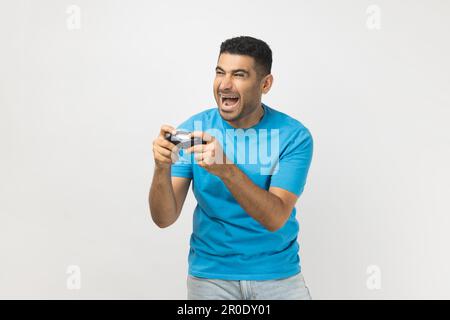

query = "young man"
[{"left": 149, "top": 36, "right": 313, "bottom": 300}]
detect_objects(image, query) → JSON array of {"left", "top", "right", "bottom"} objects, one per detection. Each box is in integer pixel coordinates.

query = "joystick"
[{"left": 165, "top": 130, "right": 207, "bottom": 149}]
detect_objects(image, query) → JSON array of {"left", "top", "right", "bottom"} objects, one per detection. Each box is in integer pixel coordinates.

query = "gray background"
[{"left": 1, "top": 0, "right": 449, "bottom": 299}]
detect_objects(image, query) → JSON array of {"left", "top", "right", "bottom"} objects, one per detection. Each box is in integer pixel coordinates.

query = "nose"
[{"left": 219, "top": 74, "right": 233, "bottom": 91}]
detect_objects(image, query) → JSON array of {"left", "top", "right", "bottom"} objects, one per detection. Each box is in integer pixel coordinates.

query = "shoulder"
[{"left": 265, "top": 104, "right": 312, "bottom": 143}]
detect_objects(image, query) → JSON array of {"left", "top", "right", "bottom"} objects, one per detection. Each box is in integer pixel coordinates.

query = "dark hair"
[{"left": 219, "top": 36, "right": 272, "bottom": 77}]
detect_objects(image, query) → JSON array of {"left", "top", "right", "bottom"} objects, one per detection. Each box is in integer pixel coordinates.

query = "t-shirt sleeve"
[
  {"left": 170, "top": 118, "right": 195, "bottom": 179},
  {"left": 269, "top": 128, "right": 313, "bottom": 197}
]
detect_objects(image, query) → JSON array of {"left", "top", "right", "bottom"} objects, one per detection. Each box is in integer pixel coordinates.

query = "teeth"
[{"left": 220, "top": 94, "right": 239, "bottom": 99}]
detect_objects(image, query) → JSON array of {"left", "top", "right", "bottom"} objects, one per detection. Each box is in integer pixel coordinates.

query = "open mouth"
[{"left": 219, "top": 93, "right": 240, "bottom": 111}]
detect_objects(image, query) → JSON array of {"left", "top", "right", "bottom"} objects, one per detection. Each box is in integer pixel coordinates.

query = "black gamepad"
[{"left": 164, "top": 130, "right": 207, "bottom": 149}]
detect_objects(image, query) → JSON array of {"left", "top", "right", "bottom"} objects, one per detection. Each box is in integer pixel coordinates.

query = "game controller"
[{"left": 164, "top": 130, "right": 207, "bottom": 149}]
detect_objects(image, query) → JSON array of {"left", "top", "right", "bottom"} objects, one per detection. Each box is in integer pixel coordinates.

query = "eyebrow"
[{"left": 215, "top": 66, "right": 250, "bottom": 75}]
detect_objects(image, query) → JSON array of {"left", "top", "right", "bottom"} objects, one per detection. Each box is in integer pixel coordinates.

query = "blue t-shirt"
[{"left": 171, "top": 103, "right": 313, "bottom": 280}]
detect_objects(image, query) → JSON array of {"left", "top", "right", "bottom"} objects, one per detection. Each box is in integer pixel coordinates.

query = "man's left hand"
[{"left": 185, "top": 131, "right": 233, "bottom": 178}]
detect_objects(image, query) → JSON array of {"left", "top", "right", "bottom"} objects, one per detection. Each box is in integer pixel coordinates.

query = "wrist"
[
  {"left": 154, "top": 163, "right": 171, "bottom": 173},
  {"left": 220, "top": 163, "right": 238, "bottom": 181}
]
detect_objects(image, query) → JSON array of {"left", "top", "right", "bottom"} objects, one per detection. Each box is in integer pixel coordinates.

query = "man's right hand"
[{"left": 152, "top": 125, "right": 180, "bottom": 169}]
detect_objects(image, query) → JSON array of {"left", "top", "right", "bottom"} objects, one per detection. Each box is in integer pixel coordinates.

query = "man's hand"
[
  {"left": 152, "top": 125, "right": 180, "bottom": 169},
  {"left": 185, "top": 131, "right": 233, "bottom": 178}
]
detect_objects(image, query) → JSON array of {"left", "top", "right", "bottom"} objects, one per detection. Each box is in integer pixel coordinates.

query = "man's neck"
[{"left": 226, "top": 104, "right": 265, "bottom": 129}]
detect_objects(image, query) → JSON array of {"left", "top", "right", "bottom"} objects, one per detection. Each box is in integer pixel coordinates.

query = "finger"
[
  {"left": 197, "top": 160, "right": 208, "bottom": 168},
  {"left": 153, "top": 145, "right": 172, "bottom": 158},
  {"left": 203, "top": 155, "right": 214, "bottom": 165},
  {"left": 155, "top": 136, "right": 178, "bottom": 151},
  {"left": 194, "top": 153, "right": 203, "bottom": 162},
  {"left": 155, "top": 148, "right": 179, "bottom": 163},
  {"left": 154, "top": 149, "right": 173, "bottom": 164},
  {"left": 185, "top": 144, "right": 206, "bottom": 154},
  {"left": 156, "top": 147, "right": 179, "bottom": 163},
  {"left": 190, "top": 131, "right": 214, "bottom": 142},
  {"left": 159, "top": 124, "right": 177, "bottom": 137}
]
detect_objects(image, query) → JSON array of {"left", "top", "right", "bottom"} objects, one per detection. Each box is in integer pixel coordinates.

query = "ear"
[{"left": 261, "top": 74, "right": 273, "bottom": 94}]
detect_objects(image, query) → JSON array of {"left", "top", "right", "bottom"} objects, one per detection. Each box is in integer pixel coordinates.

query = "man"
[{"left": 149, "top": 36, "right": 313, "bottom": 300}]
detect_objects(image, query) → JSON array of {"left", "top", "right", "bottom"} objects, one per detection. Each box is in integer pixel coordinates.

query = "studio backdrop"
[{"left": 1, "top": 0, "right": 449, "bottom": 299}]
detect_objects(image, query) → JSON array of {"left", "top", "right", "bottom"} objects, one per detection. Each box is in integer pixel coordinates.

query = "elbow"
[
  {"left": 266, "top": 226, "right": 278, "bottom": 232},
  {"left": 265, "top": 215, "right": 290, "bottom": 232},
  {"left": 266, "top": 224, "right": 282, "bottom": 233},
  {"left": 149, "top": 209, "right": 175, "bottom": 229},
  {"left": 266, "top": 201, "right": 294, "bottom": 232},
  {"left": 151, "top": 215, "right": 174, "bottom": 229},
  {"left": 265, "top": 221, "right": 284, "bottom": 233},
  {"left": 155, "top": 221, "right": 173, "bottom": 229}
]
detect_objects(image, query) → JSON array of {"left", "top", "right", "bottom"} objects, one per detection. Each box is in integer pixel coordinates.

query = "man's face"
[{"left": 213, "top": 53, "right": 267, "bottom": 124}]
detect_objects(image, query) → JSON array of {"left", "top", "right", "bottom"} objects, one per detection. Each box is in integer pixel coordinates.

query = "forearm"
[
  {"left": 149, "top": 166, "right": 177, "bottom": 227},
  {"left": 220, "top": 165, "right": 287, "bottom": 232}
]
